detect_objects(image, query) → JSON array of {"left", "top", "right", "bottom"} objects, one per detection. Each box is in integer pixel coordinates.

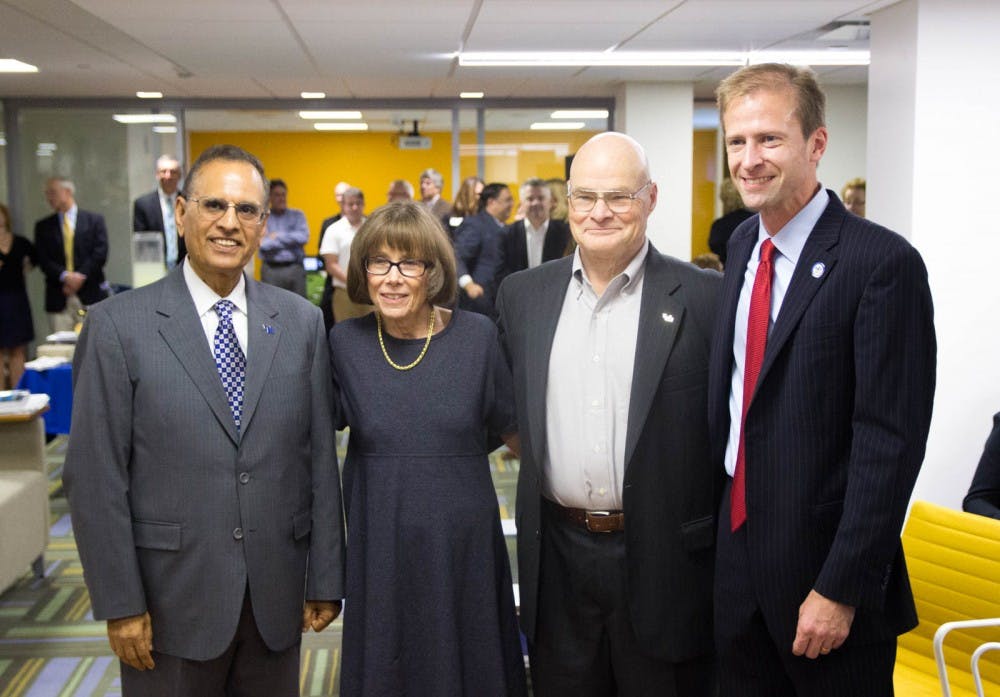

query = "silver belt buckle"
[{"left": 585, "top": 510, "right": 613, "bottom": 532}]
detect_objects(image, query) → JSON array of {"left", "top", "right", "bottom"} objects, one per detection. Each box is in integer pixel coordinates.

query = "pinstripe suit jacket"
[
  {"left": 708, "top": 192, "right": 936, "bottom": 654},
  {"left": 63, "top": 267, "right": 346, "bottom": 661},
  {"left": 497, "top": 245, "right": 724, "bottom": 661}
]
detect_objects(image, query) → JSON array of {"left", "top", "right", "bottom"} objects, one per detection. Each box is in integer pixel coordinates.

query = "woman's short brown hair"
[{"left": 347, "top": 201, "right": 457, "bottom": 306}]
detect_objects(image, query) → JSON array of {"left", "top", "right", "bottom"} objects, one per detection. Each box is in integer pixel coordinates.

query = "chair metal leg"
[{"left": 31, "top": 554, "right": 45, "bottom": 579}]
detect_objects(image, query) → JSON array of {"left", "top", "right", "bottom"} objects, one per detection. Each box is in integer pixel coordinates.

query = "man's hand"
[
  {"left": 792, "top": 589, "right": 855, "bottom": 659},
  {"left": 107, "top": 612, "right": 155, "bottom": 671},
  {"left": 302, "top": 600, "right": 342, "bottom": 633},
  {"left": 465, "top": 281, "right": 484, "bottom": 299},
  {"left": 62, "top": 271, "right": 86, "bottom": 295}
]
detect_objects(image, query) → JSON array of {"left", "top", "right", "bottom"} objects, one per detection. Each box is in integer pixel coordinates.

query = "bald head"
[{"left": 570, "top": 132, "right": 651, "bottom": 192}]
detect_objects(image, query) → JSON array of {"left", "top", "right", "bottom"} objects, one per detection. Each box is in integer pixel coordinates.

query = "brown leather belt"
[{"left": 545, "top": 499, "right": 624, "bottom": 533}]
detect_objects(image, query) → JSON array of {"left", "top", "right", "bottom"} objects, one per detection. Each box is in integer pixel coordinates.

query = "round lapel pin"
[{"left": 811, "top": 262, "right": 825, "bottom": 279}]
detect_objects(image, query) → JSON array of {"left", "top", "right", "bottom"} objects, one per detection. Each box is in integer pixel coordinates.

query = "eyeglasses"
[
  {"left": 184, "top": 196, "right": 267, "bottom": 225},
  {"left": 568, "top": 181, "right": 652, "bottom": 214},
  {"left": 365, "top": 257, "right": 429, "bottom": 278}
]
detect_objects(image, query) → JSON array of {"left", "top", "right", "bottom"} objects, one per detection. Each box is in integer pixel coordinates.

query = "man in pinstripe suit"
[{"left": 708, "top": 63, "right": 936, "bottom": 696}]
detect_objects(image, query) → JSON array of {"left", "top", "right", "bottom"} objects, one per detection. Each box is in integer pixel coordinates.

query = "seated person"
[{"left": 963, "top": 411, "right": 1000, "bottom": 519}]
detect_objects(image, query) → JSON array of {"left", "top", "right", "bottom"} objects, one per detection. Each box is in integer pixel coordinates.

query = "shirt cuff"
[{"left": 459, "top": 274, "right": 473, "bottom": 289}]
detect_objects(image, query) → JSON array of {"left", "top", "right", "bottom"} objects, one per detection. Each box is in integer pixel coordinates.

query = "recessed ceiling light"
[
  {"left": 301, "top": 92, "right": 326, "bottom": 99},
  {"left": 314, "top": 122, "right": 369, "bottom": 131},
  {"left": 550, "top": 110, "right": 609, "bottom": 119},
  {"left": 0, "top": 59, "right": 38, "bottom": 73},
  {"left": 136, "top": 91, "right": 163, "bottom": 99},
  {"left": 37, "top": 142, "right": 57, "bottom": 151},
  {"left": 460, "top": 92, "right": 484, "bottom": 99},
  {"left": 112, "top": 114, "right": 177, "bottom": 124},
  {"left": 0, "top": 135, "right": 6, "bottom": 146},
  {"left": 298, "top": 110, "right": 362, "bottom": 120},
  {"left": 153, "top": 126, "right": 177, "bottom": 134},
  {"left": 530, "top": 122, "right": 585, "bottom": 131}
]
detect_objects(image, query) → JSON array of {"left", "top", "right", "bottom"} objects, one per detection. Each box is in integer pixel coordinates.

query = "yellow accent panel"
[
  {"left": 691, "top": 130, "right": 717, "bottom": 259},
  {"left": 895, "top": 501, "right": 1000, "bottom": 695},
  {"left": 188, "top": 130, "right": 597, "bottom": 256}
]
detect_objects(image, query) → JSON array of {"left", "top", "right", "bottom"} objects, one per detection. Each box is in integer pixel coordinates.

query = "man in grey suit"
[
  {"left": 496, "top": 132, "right": 722, "bottom": 696},
  {"left": 64, "top": 144, "right": 345, "bottom": 696}
]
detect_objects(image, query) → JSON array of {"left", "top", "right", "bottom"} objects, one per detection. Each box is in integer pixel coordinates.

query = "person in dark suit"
[
  {"left": 963, "top": 412, "right": 1000, "bottom": 519},
  {"left": 454, "top": 182, "right": 514, "bottom": 319},
  {"left": 317, "top": 181, "right": 351, "bottom": 333},
  {"left": 33, "top": 177, "right": 109, "bottom": 332},
  {"left": 133, "top": 154, "right": 186, "bottom": 269},
  {"left": 707, "top": 177, "right": 753, "bottom": 266},
  {"left": 63, "top": 145, "right": 345, "bottom": 697},
  {"left": 419, "top": 167, "right": 452, "bottom": 220},
  {"left": 498, "top": 177, "right": 570, "bottom": 284},
  {"left": 708, "top": 63, "right": 936, "bottom": 697},
  {"left": 496, "top": 132, "right": 722, "bottom": 696}
]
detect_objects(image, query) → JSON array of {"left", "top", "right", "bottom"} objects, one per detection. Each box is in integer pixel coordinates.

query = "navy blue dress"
[
  {"left": 329, "top": 309, "right": 526, "bottom": 697},
  {"left": 0, "top": 235, "right": 36, "bottom": 347}
]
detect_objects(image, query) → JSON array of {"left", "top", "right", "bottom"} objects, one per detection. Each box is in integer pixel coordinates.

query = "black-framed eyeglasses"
[
  {"left": 365, "top": 257, "right": 430, "bottom": 278},
  {"left": 568, "top": 181, "right": 652, "bottom": 214},
  {"left": 183, "top": 196, "right": 267, "bottom": 225}
]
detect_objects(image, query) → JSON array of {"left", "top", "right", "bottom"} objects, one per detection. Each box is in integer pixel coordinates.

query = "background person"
[
  {"left": 329, "top": 201, "right": 525, "bottom": 696},
  {"left": 445, "top": 175, "right": 483, "bottom": 238},
  {"left": 498, "top": 177, "right": 571, "bottom": 284},
  {"left": 133, "top": 154, "right": 186, "bottom": 269},
  {"left": 0, "top": 202, "right": 36, "bottom": 389},
  {"left": 708, "top": 177, "right": 753, "bottom": 266},
  {"left": 453, "top": 182, "right": 513, "bottom": 319},
  {"left": 963, "top": 411, "right": 1000, "bottom": 519},
  {"left": 34, "top": 177, "right": 109, "bottom": 332},
  {"left": 319, "top": 187, "right": 369, "bottom": 322},
  {"left": 841, "top": 177, "right": 867, "bottom": 218},
  {"left": 258, "top": 178, "right": 309, "bottom": 296}
]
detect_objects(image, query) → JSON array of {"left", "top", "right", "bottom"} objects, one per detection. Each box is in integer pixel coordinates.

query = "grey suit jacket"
[
  {"left": 64, "top": 267, "right": 345, "bottom": 661},
  {"left": 496, "top": 244, "right": 723, "bottom": 661}
]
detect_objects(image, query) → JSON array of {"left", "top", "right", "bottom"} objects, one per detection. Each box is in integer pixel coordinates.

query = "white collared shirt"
[
  {"left": 61, "top": 204, "right": 78, "bottom": 233},
  {"left": 183, "top": 259, "right": 249, "bottom": 357},
  {"left": 158, "top": 188, "right": 179, "bottom": 266},
  {"left": 724, "top": 187, "right": 829, "bottom": 475},
  {"left": 525, "top": 218, "right": 549, "bottom": 269},
  {"left": 544, "top": 240, "right": 649, "bottom": 510}
]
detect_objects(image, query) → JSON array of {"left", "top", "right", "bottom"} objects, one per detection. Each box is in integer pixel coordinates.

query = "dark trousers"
[
  {"left": 530, "top": 500, "right": 715, "bottom": 697},
  {"left": 120, "top": 589, "right": 300, "bottom": 697}
]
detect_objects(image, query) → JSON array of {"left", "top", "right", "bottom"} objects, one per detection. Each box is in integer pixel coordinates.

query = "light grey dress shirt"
[
  {"left": 525, "top": 218, "right": 548, "bottom": 269},
  {"left": 544, "top": 240, "right": 649, "bottom": 510},
  {"left": 724, "top": 187, "right": 829, "bottom": 476}
]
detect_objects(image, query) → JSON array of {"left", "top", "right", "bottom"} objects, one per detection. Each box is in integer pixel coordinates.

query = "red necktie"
[{"left": 731, "top": 238, "right": 775, "bottom": 532}]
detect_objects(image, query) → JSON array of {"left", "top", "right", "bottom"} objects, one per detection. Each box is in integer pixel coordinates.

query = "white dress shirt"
[
  {"left": 525, "top": 218, "right": 548, "bottom": 269},
  {"left": 183, "top": 259, "right": 249, "bottom": 357},
  {"left": 724, "top": 187, "right": 829, "bottom": 476}
]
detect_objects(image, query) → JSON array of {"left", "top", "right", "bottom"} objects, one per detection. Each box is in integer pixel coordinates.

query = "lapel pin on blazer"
[
  {"left": 811, "top": 262, "right": 826, "bottom": 279},
  {"left": 662, "top": 313, "right": 675, "bottom": 323},
  {"left": 262, "top": 324, "right": 275, "bottom": 334}
]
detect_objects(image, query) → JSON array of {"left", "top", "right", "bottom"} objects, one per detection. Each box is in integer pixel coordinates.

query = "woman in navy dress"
[
  {"left": 0, "top": 202, "right": 37, "bottom": 389},
  {"left": 329, "top": 201, "right": 526, "bottom": 696}
]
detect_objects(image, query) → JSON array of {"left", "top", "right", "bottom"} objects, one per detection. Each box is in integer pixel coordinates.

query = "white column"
[
  {"left": 869, "top": 0, "right": 1000, "bottom": 509},
  {"left": 615, "top": 82, "right": 693, "bottom": 259}
]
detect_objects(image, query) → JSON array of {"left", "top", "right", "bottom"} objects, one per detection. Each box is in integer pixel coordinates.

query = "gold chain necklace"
[{"left": 376, "top": 307, "right": 436, "bottom": 371}]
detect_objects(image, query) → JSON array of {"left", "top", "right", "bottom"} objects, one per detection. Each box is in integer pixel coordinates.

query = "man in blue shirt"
[{"left": 258, "top": 178, "right": 309, "bottom": 296}]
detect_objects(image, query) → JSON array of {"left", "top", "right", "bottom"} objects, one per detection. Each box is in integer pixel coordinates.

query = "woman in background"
[
  {"left": 330, "top": 201, "right": 526, "bottom": 697},
  {"left": 0, "top": 202, "right": 36, "bottom": 389},
  {"left": 444, "top": 175, "right": 484, "bottom": 239}
]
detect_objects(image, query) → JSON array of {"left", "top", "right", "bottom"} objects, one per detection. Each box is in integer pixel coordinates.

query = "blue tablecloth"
[{"left": 17, "top": 364, "right": 73, "bottom": 435}]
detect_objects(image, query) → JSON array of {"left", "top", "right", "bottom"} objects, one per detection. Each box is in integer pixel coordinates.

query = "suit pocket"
[
  {"left": 132, "top": 519, "right": 181, "bottom": 551},
  {"left": 811, "top": 500, "right": 843, "bottom": 532},
  {"left": 292, "top": 509, "right": 312, "bottom": 541},
  {"left": 680, "top": 515, "right": 715, "bottom": 552}
]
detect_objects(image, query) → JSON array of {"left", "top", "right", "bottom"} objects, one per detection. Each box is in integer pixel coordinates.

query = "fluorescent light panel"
[
  {"left": 0, "top": 59, "right": 38, "bottom": 73},
  {"left": 459, "top": 50, "right": 869, "bottom": 67},
  {"left": 298, "top": 110, "right": 362, "bottom": 120},
  {"left": 153, "top": 126, "right": 177, "bottom": 134},
  {"left": 314, "top": 122, "right": 368, "bottom": 131},
  {"left": 136, "top": 91, "right": 163, "bottom": 99},
  {"left": 112, "top": 114, "right": 176, "bottom": 124},
  {"left": 460, "top": 92, "right": 484, "bottom": 99},
  {"left": 531, "top": 122, "right": 585, "bottom": 131},
  {"left": 551, "top": 110, "right": 608, "bottom": 119},
  {"left": 301, "top": 92, "right": 326, "bottom": 99}
]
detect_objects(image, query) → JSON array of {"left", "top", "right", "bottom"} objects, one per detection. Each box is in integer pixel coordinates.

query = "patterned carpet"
[{"left": 0, "top": 437, "right": 521, "bottom": 696}]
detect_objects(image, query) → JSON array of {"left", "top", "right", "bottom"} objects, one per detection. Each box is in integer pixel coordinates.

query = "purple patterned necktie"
[{"left": 213, "top": 300, "right": 246, "bottom": 433}]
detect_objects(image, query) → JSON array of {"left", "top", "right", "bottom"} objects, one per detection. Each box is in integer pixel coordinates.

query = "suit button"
[
  {"left": 233, "top": 527, "right": 244, "bottom": 540},
  {"left": 239, "top": 472, "right": 250, "bottom": 484}
]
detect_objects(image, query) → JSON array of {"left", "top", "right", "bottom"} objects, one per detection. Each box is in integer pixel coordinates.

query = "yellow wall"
[
  {"left": 691, "top": 129, "right": 718, "bottom": 258},
  {"left": 188, "top": 130, "right": 596, "bottom": 254}
]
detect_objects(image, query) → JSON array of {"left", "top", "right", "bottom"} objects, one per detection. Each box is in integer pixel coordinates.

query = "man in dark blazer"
[
  {"left": 497, "top": 132, "right": 722, "bottom": 696},
  {"left": 709, "top": 63, "right": 936, "bottom": 696},
  {"left": 133, "top": 154, "right": 186, "bottom": 269},
  {"left": 498, "top": 177, "right": 570, "bottom": 284},
  {"left": 454, "top": 182, "right": 514, "bottom": 319},
  {"left": 64, "top": 145, "right": 345, "bottom": 696},
  {"left": 34, "top": 176, "right": 108, "bottom": 331}
]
